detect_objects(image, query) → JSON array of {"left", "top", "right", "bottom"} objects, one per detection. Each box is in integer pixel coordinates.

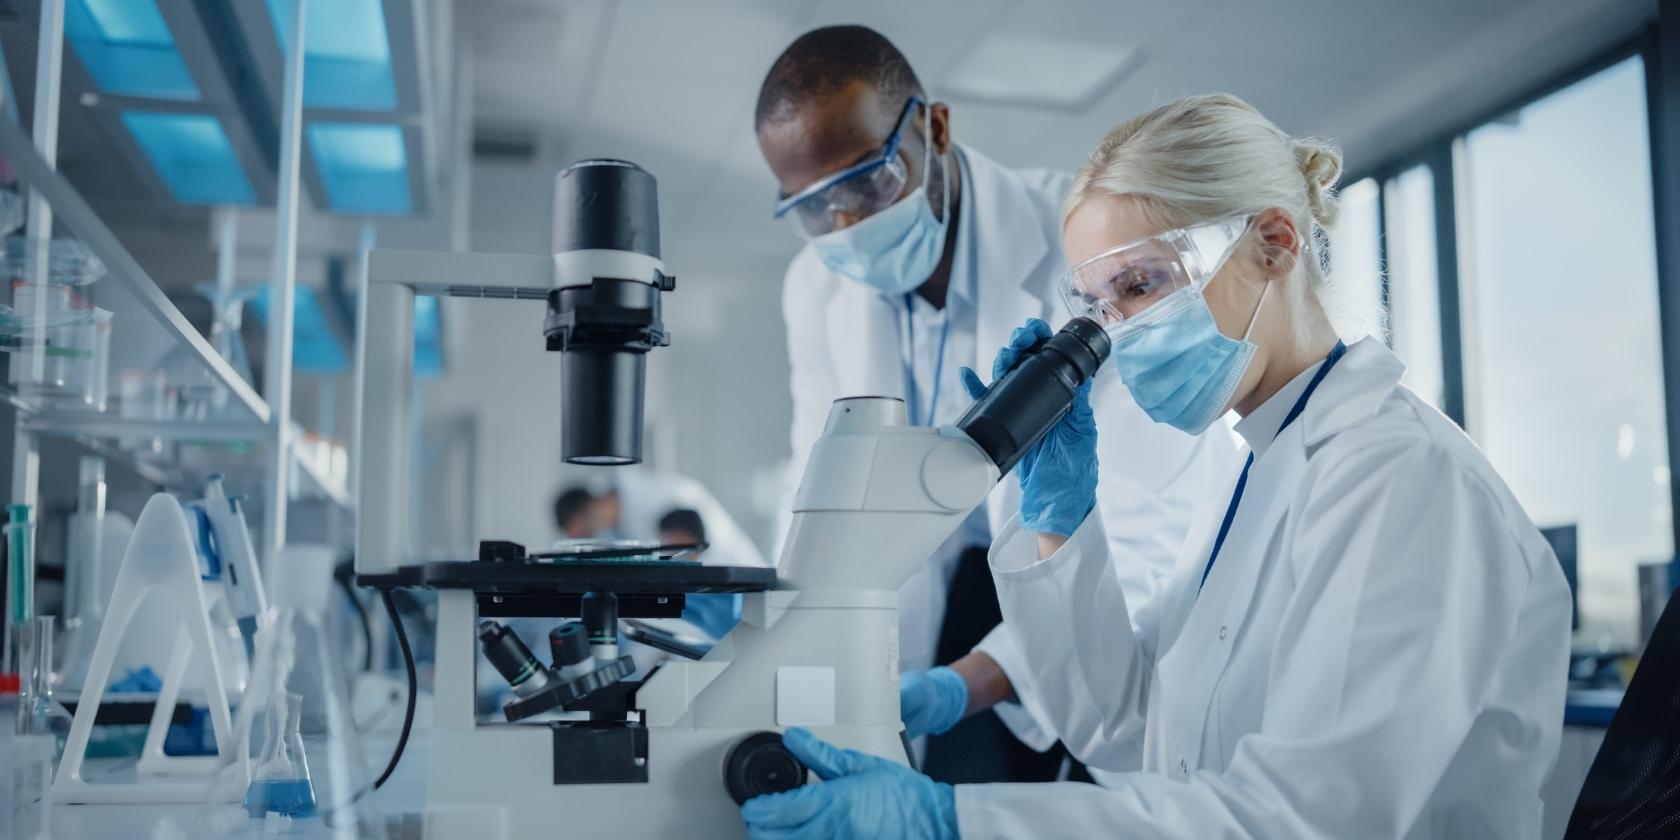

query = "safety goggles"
[
  {"left": 772, "top": 97, "right": 926, "bottom": 237},
  {"left": 1059, "top": 215, "right": 1255, "bottom": 340}
]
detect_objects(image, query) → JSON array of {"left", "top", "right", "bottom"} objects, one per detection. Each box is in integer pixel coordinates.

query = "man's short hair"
[
  {"left": 755, "top": 25, "right": 924, "bottom": 129},
  {"left": 553, "top": 487, "right": 595, "bottom": 532},
  {"left": 657, "top": 508, "right": 706, "bottom": 544}
]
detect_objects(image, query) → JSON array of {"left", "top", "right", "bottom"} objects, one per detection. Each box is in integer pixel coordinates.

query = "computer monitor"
[{"left": 1540, "top": 524, "right": 1579, "bottom": 631}]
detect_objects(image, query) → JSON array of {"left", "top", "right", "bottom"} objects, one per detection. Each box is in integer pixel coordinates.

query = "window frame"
[{"left": 1341, "top": 30, "right": 1679, "bottom": 570}]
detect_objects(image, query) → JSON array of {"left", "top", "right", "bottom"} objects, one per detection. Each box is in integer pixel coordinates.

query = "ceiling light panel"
[
  {"left": 944, "top": 33, "right": 1140, "bottom": 109},
  {"left": 66, "top": 0, "right": 200, "bottom": 100},
  {"left": 306, "top": 122, "right": 412, "bottom": 215},
  {"left": 121, "top": 111, "right": 255, "bottom": 205},
  {"left": 266, "top": 0, "right": 396, "bottom": 111}
]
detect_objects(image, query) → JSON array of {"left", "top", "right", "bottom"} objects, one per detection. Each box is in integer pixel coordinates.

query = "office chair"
[{"left": 1565, "top": 589, "right": 1680, "bottom": 839}]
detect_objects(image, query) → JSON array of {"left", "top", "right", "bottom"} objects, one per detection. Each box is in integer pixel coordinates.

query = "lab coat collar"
[
  {"left": 1232, "top": 336, "right": 1400, "bottom": 458},
  {"left": 1298, "top": 336, "right": 1405, "bottom": 447},
  {"left": 958, "top": 142, "right": 1055, "bottom": 298},
  {"left": 945, "top": 148, "right": 978, "bottom": 308},
  {"left": 1232, "top": 356, "right": 1320, "bottom": 459}
]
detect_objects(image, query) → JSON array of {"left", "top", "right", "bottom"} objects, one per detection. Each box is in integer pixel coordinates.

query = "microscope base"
[{"left": 422, "top": 723, "right": 904, "bottom": 839}]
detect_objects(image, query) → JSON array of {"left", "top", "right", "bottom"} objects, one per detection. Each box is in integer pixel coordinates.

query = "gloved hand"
[
  {"left": 740, "top": 728, "right": 958, "bottom": 840},
  {"left": 960, "top": 317, "right": 1099, "bottom": 536},
  {"left": 899, "top": 667, "right": 968, "bottom": 739},
  {"left": 681, "top": 593, "right": 741, "bottom": 640}
]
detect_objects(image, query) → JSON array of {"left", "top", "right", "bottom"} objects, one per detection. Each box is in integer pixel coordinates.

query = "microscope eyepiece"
[
  {"left": 552, "top": 159, "right": 661, "bottom": 258},
  {"left": 544, "top": 159, "right": 672, "bottom": 465},
  {"left": 955, "top": 317, "right": 1112, "bottom": 474}
]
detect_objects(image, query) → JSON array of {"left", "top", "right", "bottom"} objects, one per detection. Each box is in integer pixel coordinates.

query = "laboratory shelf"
[
  {"left": 0, "top": 107, "right": 351, "bottom": 514},
  {"left": 19, "top": 410, "right": 267, "bottom": 442},
  {"left": 18, "top": 408, "right": 350, "bottom": 510},
  {"left": 0, "top": 111, "right": 268, "bottom": 430}
]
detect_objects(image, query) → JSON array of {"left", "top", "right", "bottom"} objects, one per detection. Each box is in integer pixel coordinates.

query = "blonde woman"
[{"left": 740, "top": 94, "right": 1573, "bottom": 839}]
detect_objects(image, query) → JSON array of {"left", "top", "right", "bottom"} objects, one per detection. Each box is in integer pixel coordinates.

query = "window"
[
  {"left": 1326, "top": 178, "right": 1385, "bottom": 343},
  {"left": 1459, "top": 56, "right": 1669, "bottom": 647},
  {"left": 1383, "top": 165, "right": 1445, "bottom": 409}
]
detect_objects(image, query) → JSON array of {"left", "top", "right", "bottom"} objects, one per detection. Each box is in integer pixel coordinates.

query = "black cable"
[
  {"left": 374, "top": 589, "right": 417, "bottom": 791},
  {"left": 337, "top": 573, "right": 375, "bottom": 673}
]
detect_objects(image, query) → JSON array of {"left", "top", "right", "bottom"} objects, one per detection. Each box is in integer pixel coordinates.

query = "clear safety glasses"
[
  {"left": 1059, "top": 215, "right": 1255, "bottom": 339},
  {"left": 772, "top": 97, "right": 925, "bottom": 237}
]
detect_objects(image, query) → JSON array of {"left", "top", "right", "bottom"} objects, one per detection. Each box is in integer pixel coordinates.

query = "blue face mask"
[
  {"left": 808, "top": 117, "right": 949, "bottom": 294},
  {"left": 1113, "top": 279, "right": 1270, "bottom": 434}
]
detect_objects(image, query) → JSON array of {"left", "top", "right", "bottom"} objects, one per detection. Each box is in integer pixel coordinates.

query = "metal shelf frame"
[{"left": 3, "top": 0, "right": 347, "bottom": 605}]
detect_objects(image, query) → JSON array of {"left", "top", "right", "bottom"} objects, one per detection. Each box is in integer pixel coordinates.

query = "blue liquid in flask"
[{"left": 244, "top": 777, "right": 318, "bottom": 818}]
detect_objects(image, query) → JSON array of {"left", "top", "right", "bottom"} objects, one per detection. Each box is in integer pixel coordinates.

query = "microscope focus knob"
[{"left": 723, "top": 731, "right": 809, "bottom": 805}]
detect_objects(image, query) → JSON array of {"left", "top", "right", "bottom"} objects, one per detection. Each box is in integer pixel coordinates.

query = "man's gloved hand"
[
  {"left": 899, "top": 666, "right": 968, "bottom": 739},
  {"left": 740, "top": 728, "right": 958, "bottom": 840},
  {"left": 960, "top": 317, "right": 1099, "bottom": 536},
  {"left": 680, "top": 593, "right": 741, "bottom": 640}
]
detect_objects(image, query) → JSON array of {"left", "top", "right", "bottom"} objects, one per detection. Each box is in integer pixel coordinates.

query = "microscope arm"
[{"left": 656, "top": 319, "right": 1113, "bottom": 768}]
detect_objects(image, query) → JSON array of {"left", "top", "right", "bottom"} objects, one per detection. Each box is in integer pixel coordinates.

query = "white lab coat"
[
  {"left": 956, "top": 337, "right": 1574, "bottom": 839},
  {"left": 778, "top": 143, "right": 1232, "bottom": 678}
]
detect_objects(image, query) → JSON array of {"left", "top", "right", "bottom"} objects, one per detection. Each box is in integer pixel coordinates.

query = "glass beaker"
[
  {"left": 2, "top": 282, "right": 111, "bottom": 410},
  {"left": 118, "top": 368, "right": 174, "bottom": 457},
  {"left": 19, "top": 616, "right": 72, "bottom": 764},
  {"left": 1, "top": 714, "right": 55, "bottom": 840}
]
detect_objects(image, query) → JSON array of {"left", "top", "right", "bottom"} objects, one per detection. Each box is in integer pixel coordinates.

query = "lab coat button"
[{"left": 1218, "top": 625, "right": 1228, "bottom": 640}]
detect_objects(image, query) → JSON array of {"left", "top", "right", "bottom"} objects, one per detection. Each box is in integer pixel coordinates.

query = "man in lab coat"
[{"left": 755, "top": 25, "right": 1233, "bottom": 780}]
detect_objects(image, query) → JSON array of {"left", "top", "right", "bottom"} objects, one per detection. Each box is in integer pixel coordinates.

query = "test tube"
[{"left": 3, "top": 504, "right": 33, "bottom": 675}]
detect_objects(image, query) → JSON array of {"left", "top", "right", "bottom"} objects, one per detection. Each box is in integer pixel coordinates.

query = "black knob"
[
  {"left": 548, "top": 622, "right": 589, "bottom": 668},
  {"left": 723, "top": 731, "right": 809, "bottom": 805}
]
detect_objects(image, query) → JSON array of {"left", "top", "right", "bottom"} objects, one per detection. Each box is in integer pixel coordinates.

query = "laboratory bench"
[{"left": 47, "top": 731, "right": 432, "bottom": 840}]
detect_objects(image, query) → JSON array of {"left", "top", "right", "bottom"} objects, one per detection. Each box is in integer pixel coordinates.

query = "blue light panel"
[
  {"left": 267, "top": 0, "right": 397, "bottom": 111},
  {"left": 121, "top": 112, "right": 255, "bottom": 205},
  {"left": 249, "top": 285, "right": 349, "bottom": 374},
  {"left": 413, "top": 295, "right": 443, "bottom": 377},
  {"left": 306, "top": 122, "right": 412, "bottom": 215},
  {"left": 66, "top": 0, "right": 199, "bottom": 100}
]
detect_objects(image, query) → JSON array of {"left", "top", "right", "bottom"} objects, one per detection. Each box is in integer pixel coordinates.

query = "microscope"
[{"left": 354, "top": 159, "right": 1110, "bottom": 838}]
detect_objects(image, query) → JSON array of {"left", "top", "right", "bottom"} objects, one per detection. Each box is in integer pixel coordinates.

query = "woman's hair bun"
[{"left": 1293, "top": 139, "right": 1343, "bottom": 228}]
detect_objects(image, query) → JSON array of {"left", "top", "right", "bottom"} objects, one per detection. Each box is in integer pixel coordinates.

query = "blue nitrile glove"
[
  {"left": 681, "top": 593, "right": 742, "bottom": 639},
  {"left": 899, "top": 666, "right": 968, "bottom": 739},
  {"left": 960, "top": 317, "right": 1099, "bottom": 536},
  {"left": 740, "top": 728, "right": 958, "bottom": 840}
]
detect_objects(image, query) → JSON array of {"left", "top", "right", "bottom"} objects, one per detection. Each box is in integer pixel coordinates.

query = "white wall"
[{"left": 416, "top": 160, "right": 797, "bottom": 557}]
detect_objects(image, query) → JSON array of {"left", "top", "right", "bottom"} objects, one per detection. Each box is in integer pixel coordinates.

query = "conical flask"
[{"left": 194, "top": 550, "right": 384, "bottom": 838}]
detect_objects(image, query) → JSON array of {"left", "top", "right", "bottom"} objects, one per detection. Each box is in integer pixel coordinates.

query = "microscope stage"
[{"left": 358, "top": 558, "right": 775, "bottom": 593}]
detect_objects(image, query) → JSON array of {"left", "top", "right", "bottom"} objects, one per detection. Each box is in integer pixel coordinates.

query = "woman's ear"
[{"left": 1253, "top": 208, "right": 1301, "bottom": 281}]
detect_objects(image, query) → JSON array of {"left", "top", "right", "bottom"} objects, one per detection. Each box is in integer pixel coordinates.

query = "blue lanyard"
[
  {"left": 901, "top": 292, "right": 952, "bottom": 426},
  {"left": 1198, "top": 341, "right": 1348, "bottom": 595}
]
